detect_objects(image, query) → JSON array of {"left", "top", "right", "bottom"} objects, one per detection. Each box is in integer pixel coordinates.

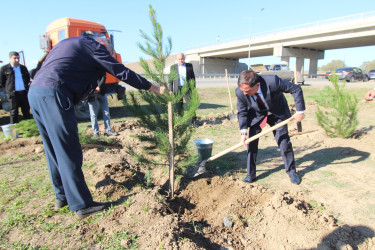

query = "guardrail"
[
  {"left": 185, "top": 11, "right": 375, "bottom": 51},
  {"left": 195, "top": 73, "right": 327, "bottom": 79},
  {"left": 196, "top": 74, "right": 240, "bottom": 79}
]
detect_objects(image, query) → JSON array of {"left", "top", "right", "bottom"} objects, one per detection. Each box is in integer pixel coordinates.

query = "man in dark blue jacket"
[
  {"left": 0, "top": 51, "right": 31, "bottom": 123},
  {"left": 236, "top": 70, "right": 305, "bottom": 185},
  {"left": 28, "top": 36, "right": 164, "bottom": 219}
]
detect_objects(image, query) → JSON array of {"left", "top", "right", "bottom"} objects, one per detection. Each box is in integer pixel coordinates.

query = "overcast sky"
[{"left": 1, "top": 0, "right": 374, "bottom": 71}]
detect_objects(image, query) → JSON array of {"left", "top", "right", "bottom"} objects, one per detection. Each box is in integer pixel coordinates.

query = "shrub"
[{"left": 315, "top": 74, "right": 358, "bottom": 138}]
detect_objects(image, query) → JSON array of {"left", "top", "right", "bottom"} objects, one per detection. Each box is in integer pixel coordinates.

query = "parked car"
[
  {"left": 368, "top": 69, "right": 375, "bottom": 80},
  {"left": 330, "top": 67, "right": 368, "bottom": 82}
]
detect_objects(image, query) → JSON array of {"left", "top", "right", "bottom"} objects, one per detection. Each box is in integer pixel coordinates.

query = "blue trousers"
[
  {"left": 247, "top": 114, "right": 296, "bottom": 178},
  {"left": 28, "top": 86, "right": 93, "bottom": 211},
  {"left": 88, "top": 93, "right": 111, "bottom": 135}
]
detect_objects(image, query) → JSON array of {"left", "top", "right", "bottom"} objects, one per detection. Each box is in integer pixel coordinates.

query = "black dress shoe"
[
  {"left": 76, "top": 202, "right": 111, "bottom": 219},
  {"left": 289, "top": 172, "right": 301, "bottom": 185},
  {"left": 55, "top": 199, "right": 68, "bottom": 209},
  {"left": 243, "top": 175, "right": 256, "bottom": 183}
]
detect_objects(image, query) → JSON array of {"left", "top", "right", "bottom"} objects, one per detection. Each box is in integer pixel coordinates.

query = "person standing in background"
[
  {"left": 0, "top": 51, "right": 31, "bottom": 123},
  {"left": 88, "top": 74, "right": 119, "bottom": 137},
  {"left": 168, "top": 53, "right": 197, "bottom": 126}
]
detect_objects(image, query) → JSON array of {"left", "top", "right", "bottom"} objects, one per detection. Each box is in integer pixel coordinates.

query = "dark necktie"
[{"left": 255, "top": 93, "right": 266, "bottom": 110}]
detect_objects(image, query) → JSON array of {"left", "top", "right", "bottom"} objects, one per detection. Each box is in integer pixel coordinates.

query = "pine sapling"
[{"left": 315, "top": 73, "right": 358, "bottom": 138}]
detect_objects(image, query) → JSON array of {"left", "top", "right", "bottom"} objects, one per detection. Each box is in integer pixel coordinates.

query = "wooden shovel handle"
[
  {"left": 225, "top": 69, "right": 234, "bottom": 112},
  {"left": 202, "top": 116, "right": 295, "bottom": 164}
]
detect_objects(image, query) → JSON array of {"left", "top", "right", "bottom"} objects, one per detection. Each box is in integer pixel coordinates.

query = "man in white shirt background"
[{"left": 168, "top": 53, "right": 197, "bottom": 126}]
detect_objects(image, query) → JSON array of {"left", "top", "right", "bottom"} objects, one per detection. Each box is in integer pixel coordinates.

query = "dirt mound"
[
  {"left": 170, "top": 175, "right": 335, "bottom": 249},
  {"left": 73, "top": 163, "right": 375, "bottom": 249}
]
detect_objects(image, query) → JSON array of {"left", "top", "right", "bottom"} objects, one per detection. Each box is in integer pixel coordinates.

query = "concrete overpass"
[{"left": 184, "top": 11, "right": 375, "bottom": 75}]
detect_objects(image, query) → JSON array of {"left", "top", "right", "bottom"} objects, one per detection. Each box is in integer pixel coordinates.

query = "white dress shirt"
[{"left": 178, "top": 64, "right": 187, "bottom": 86}]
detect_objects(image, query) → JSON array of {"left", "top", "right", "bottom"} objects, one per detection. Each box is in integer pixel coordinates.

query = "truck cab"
[
  {"left": 40, "top": 17, "right": 122, "bottom": 84},
  {"left": 39, "top": 17, "right": 125, "bottom": 119}
]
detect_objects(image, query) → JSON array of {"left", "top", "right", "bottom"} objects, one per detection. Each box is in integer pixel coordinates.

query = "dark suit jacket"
[
  {"left": 236, "top": 75, "right": 305, "bottom": 130},
  {"left": 168, "top": 63, "right": 195, "bottom": 93},
  {"left": 0, "top": 63, "right": 30, "bottom": 97}
]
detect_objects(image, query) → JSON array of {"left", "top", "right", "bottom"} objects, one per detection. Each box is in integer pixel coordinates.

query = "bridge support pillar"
[
  {"left": 281, "top": 56, "right": 290, "bottom": 66},
  {"left": 309, "top": 58, "right": 318, "bottom": 75},
  {"left": 274, "top": 46, "right": 324, "bottom": 74},
  {"left": 296, "top": 57, "right": 304, "bottom": 73}
]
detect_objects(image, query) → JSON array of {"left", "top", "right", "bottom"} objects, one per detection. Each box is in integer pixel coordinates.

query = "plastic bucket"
[
  {"left": 194, "top": 139, "right": 214, "bottom": 161},
  {"left": 1, "top": 124, "right": 17, "bottom": 139}
]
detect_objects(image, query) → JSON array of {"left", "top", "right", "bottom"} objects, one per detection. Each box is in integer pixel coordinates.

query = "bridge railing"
[
  {"left": 195, "top": 73, "right": 240, "bottom": 79},
  {"left": 195, "top": 73, "right": 326, "bottom": 79},
  {"left": 185, "top": 10, "right": 375, "bottom": 52}
]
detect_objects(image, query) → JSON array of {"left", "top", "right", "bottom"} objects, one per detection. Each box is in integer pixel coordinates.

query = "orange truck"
[{"left": 38, "top": 17, "right": 126, "bottom": 119}]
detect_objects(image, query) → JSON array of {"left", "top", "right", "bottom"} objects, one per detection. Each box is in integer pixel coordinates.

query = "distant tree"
[
  {"left": 319, "top": 60, "right": 345, "bottom": 72},
  {"left": 315, "top": 74, "right": 358, "bottom": 138},
  {"left": 123, "top": 5, "right": 200, "bottom": 197},
  {"left": 360, "top": 60, "right": 375, "bottom": 72}
]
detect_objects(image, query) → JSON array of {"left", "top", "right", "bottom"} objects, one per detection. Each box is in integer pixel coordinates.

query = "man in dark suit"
[
  {"left": 0, "top": 51, "right": 31, "bottom": 124},
  {"left": 28, "top": 36, "right": 164, "bottom": 219},
  {"left": 168, "top": 53, "right": 197, "bottom": 125},
  {"left": 236, "top": 70, "right": 305, "bottom": 185}
]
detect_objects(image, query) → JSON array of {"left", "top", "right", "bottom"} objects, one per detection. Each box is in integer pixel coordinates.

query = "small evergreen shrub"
[{"left": 315, "top": 74, "right": 358, "bottom": 138}]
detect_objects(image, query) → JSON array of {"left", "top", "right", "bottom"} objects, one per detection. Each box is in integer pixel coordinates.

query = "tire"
[
  {"left": 74, "top": 99, "right": 100, "bottom": 121},
  {"left": 0, "top": 89, "right": 10, "bottom": 112},
  {"left": 350, "top": 76, "right": 355, "bottom": 82}
]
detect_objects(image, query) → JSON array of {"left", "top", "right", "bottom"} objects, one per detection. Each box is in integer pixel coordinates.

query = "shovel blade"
[{"left": 229, "top": 112, "right": 237, "bottom": 121}]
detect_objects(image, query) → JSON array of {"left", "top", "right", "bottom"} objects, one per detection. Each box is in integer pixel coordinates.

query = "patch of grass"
[
  {"left": 142, "top": 205, "right": 150, "bottom": 214},
  {"left": 326, "top": 179, "right": 348, "bottom": 188},
  {"left": 5, "top": 241, "right": 50, "bottom": 250},
  {"left": 2, "top": 211, "right": 28, "bottom": 227},
  {"left": 100, "top": 204, "right": 116, "bottom": 218},
  {"left": 106, "top": 230, "right": 138, "bottom": 249},
  {"left": 0, "top": 156, "right": 12, "bottom": 164},
  {"left": 82, "top": 161, "right": 96, "bottom": 170},
  {"left": 320, "top": 170, "right": 336, "bottom": 178},
  {"left": 123, "top": 197, "right": 133, "bottom": 208},
  {"left": 12, "top": 119, "right": 40, "bottom": 138},
  {"left": 145, "top": 168, "right": 152, "bottom": 187},
  {"left": 310, "top": 200, "right": 326, "bottom": 210},
  {"left": 190, "top": 220, "right": 203, "bottom": 235},
  {"left": 310, "top": 180, "right": 325, "bottom": 184},
  {"left": 42, "top": 221, "right": 61, "bottom": 232},
  {"left": 77, "top": 124, "right": 115, "bottom": 145}
]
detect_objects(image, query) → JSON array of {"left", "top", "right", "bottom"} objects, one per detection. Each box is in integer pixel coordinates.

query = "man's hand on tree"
[
  {"left": 365, "top": 90, "right": 375, "bottom": 101},
  {"left": 149, "top": 85, "right": 166, "bottom": 95}
]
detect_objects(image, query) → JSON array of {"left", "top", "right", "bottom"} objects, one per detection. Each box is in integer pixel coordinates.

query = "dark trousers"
[
  {"left": 247, "top": 114, "right": 296, "bottom": 177},
  {"left": 9, "top": 90, "right": 31, "bottom": 124},
  {"left": 176, "top": 86, "right": 197, "bottom": 123},
  {"left": 28, "top": 86, "right": 93, "bottom": 211}
]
